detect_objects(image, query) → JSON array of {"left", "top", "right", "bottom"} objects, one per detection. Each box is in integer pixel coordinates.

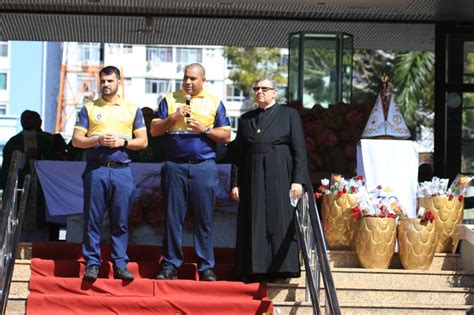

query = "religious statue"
[{"left": 361, "top": 74, "right": 411, "bottom": 139}]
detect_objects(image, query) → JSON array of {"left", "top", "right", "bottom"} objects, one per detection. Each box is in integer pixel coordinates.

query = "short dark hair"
[
  {"left": 99, "top": 66, "right": 121, "bottom": 79},
  {"left": 20, "top": 110, "right": 41, "bottom": 130}
]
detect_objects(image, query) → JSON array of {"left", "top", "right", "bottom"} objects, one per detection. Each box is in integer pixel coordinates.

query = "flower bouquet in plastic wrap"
[
  {"left": 317, "top": 175, "right": 365, "bottom": 250},
  {"left": 417, "top": 174, "right": 472, "bottom": 253},
  {"left": 351, "top": 185, "right": 400, "bottom": 268}
]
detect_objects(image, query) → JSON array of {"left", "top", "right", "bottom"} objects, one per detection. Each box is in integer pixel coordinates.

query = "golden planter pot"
[
  {"left": 321, "top": 194, "right": 358, "bottom": 250},
  {"left": 418, "top": 196, "right": 464, "bottom": 253},
  {"left": 398, "top": 218, "right": 438, "bottom": 270},
  {"left": 355, "top": 217, "right": 397, "bottom": 269}
]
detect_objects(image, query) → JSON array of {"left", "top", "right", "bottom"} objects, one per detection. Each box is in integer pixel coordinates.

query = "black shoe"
[
  {"left": 83, "top": 265, "right": 99, "bottom": 281},
  {"left": 156, "top": 268, "right": 177, "bottom": 280},
  {"left": 199, "top": 268, "right": 217, "bottom": 281},
  {"left": 114, "top": 268, "right": 134, "bottom": 281}
]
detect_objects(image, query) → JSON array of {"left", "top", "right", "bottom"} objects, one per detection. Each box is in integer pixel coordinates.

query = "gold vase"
[
  {"left": 398, "top": 218, "right": 438, "bottom": 270},
  {"left": 355, "top": 217, "right": 397, "bottom": 269},
  {"left": 418, "top": 196, "right": 464, "bottom": 253},
  {"left": 321, "top": 194, "right": 357, "bottom": 250}
]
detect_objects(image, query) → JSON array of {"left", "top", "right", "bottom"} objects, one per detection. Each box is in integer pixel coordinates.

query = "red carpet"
[{"left": 27, "top": 242, "right": 273, "bottom": 314}]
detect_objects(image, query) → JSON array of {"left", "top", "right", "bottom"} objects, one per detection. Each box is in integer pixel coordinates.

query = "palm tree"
[{"left": 392, "top": 51, "right": 435, "bottom": 128}]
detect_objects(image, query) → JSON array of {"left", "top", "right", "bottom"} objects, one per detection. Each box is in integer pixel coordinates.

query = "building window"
[
  {"left": 281, "top": 53, "right": 289, "bottom": 67},
  {"left": 123, "top": 45, "right": 133, "bottom": 54},
  {"left": 176, "top": 48, "right": 202, "bottom": 64},
  {"left": 228, "top": 116, "right": 239, "bottom": 132},
  {"left": 78, "top": 43, "right": 100, "bottom": 63},
  {"left": 0, "top": 42, "right": 7, "bottom": 57},
  {"left": 226, "top": 84, "right": 245, "bottom": 102},
  {"left": 0, "top": 73, "right": 7, "bottom": 90},
  {"left": 175, "top": 81, "right": 182, "bottom": 91},
  {"left": 145, "top": 79, "right": 172, "bottom": 94},
  {"left": 146, "top": 47, "right": 172, "bottom": 63},
  {"left": 227, "top": 59, "right": 237, "bottom": 70},
  {"left": 0, "top": 103, "right": 6, "bottom": 115}
]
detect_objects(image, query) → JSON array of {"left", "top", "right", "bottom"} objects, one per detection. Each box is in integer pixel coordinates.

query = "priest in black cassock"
[{"left": 230, "top": 78, "right": 308, "bottom": 282}]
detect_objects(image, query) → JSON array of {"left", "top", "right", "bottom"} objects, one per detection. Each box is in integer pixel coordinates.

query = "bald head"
[
  {"left": 183, "top": 63, "right": 207, "bottom": 96},
  {"left": 184, "top": 63, "right": 206, "bottom": 77}
]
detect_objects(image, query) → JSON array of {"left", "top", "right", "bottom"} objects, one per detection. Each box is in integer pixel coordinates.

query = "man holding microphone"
[{"left": 151, "top": 63, "right": 231, "bottom": 281}]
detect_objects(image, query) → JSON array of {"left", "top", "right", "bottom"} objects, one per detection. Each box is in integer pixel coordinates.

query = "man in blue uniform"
[
  {"left": 72, "top": 66, "right": 148, "bottom": 281},
  {"left": 151, "top": 63, "right": 231, "bottom": 281}
]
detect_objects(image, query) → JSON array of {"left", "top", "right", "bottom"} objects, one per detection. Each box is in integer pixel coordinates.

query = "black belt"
[
  {"left": 93, "top": 161, "right": 129, "bottom": 168},
  {"left": 171, "top": 158, "right": 212, "bottom": 164}
]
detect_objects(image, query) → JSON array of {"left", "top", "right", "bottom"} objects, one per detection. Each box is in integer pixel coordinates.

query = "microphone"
[{"left": 184, "top": 94, "right": 191, "bottom": 117}]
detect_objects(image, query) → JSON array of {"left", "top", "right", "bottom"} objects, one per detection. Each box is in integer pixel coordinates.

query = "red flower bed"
[{"left": 289, "top": 100, "right": 373, "bottom": 173}]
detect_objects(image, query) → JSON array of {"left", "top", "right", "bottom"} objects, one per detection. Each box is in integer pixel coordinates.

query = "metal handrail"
[
  {"left": 295, "top": 180, "right": 341, "bottom": 314},
  {"left": 0, "top": 150, "right": 31, "bottom": 314}
]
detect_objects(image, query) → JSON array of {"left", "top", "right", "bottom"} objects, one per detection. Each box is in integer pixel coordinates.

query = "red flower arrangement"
[
  {"left": 314, "top": 175, "right": 364, "bottom": 200},
  {"left": 351, "top": 204, "right": 398, "bottom": 219},
  {"left": 289, "top": 100, "right": 373, "bottom": 173},
  {"left": 128, "top": 187, "right": 194, "bottom": 231},
  {"left": 129, "top": 187, "right": 166, "bottom": 227},
  {"left": 419, "top": 209, "right": 436, "bottom": 225},
  {"left": 448, "top": 194, "right": 465, "bottom": 202}
]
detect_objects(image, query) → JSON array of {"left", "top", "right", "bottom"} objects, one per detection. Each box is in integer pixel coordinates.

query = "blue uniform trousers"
[
  {"left": 161, "top": 160, "right": 218, "bottom": 271},
  {"left": 82, "top": 165, "right": 135, "bottom": 269}
]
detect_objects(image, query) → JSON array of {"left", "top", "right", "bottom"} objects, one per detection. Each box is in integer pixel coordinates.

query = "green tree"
[
  {"left": 392, "top": 51, "right": 435, "bottom": 127},
  {"left": 223, "top": 47, "right": 287, "bottom": 95},
  {"left": 352, "top": 50, "right": 395, "bottom": 103}
]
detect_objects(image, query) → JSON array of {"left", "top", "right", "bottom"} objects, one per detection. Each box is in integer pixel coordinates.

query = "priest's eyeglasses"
[{"left": 252, "top": 86, "right": 275, "bottom": 92}]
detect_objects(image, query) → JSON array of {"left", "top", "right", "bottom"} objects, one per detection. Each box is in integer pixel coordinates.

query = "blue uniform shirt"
[
  {"left": 74, "top": 97, "right": 146, "bottom": 163},
  {"left": 153, "top": 89, "right": 230, "bottom": 161}
]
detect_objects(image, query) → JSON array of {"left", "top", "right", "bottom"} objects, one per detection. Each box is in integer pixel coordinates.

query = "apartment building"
[{"left": 58, "top": 43, "right": 263, "bottom": 139}]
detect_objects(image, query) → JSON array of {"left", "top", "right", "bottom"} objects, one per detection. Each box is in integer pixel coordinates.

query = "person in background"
[
  {"left": 51, "top": 133, "right": 68, "bottom": 161},
  {"left": 418, "top": 163, "right": 434, "bottom": 182},
  {"left": 129, "top": 107, "right": 166, "bottom": 163},
  {"left": 0, "top": 110, "right": 54, "bottom": 230},
  {"left": 72, "top": 65, "right": 148, "bottom": 281},
  {"left": 151, "top": 63, "right": 231, "bottom": 281},
  {"left": 230, "top": 78, "right": 308, "bottom": 282}
]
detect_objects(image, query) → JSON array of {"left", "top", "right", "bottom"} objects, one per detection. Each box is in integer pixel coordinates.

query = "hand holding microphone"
[{"left": 184, "top": 94, "right": 191, "bottom": 118}]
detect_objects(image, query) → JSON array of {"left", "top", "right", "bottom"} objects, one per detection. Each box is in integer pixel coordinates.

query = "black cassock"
[{"left": 231, "top": 104, "right": 308, "bottom": 279}]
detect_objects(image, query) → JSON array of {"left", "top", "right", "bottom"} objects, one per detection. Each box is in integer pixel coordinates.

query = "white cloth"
[
  {"left": 357, "top": 139, "right": 418, "bottom": 217},
  {"left": 362, "top": 94, "right": 411, "bottom": 139}
]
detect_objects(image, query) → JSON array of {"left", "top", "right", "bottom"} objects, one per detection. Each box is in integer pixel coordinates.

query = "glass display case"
[{"left": 288, "top": 32, "right": 353, "bottom": 108}]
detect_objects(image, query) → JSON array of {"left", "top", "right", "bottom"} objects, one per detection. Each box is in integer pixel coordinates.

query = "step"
[
  {"left": 328, "top": 250, "right": 461, "bottom": 270},
  {"left": 30, "top": 258, "right": 235, "bottom": 281},
  {"left": 31, "top": 259, "right": 199, "bottom": 280},
  {"left": 12, "top": 259, "right": 31, "bottom": 281},
  {"left": 6, "top": 256, "right": 31, "bottom": 315},
  {"left": 273, "top": 302, "right": 472, "bottom": 314},
  {"left": 330, "top": 268, "right": 474, "bottom": 289},
  {"left": 4, "top": 298, "right": 27, "bottom": 315},
  {"left": 16, "top": 243, "right": 33, "bottom": 260},
  {"left": 26, "top": 294, "right": 273, "bottom": 314},
  {"left": 271, "top": 266, "right": 474, "bottom": 288},
  {"left": 269, "top": 283, "right": 474, "bottom": 305},
  {"left": 29, "top": 242, "right": 235, "bottom": 264},
  {"left": 9, "top": 280, "right": 29, "bottom": 299},
  {"left": 9, "top": 260, "right": 31, "bottom": 300}
]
